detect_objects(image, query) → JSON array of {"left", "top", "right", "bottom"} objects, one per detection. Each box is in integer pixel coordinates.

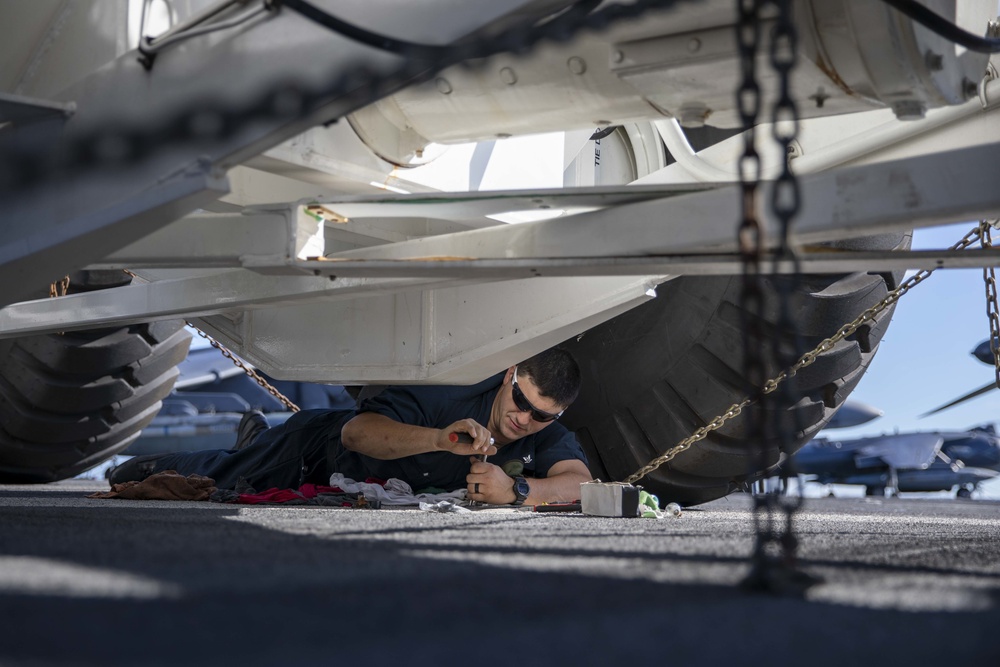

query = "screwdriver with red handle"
[{"left": 449, "top": 432, "right": 493, "bottom": 462}]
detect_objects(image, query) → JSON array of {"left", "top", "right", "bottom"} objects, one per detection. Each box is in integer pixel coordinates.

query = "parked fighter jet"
[
  {"left": 784, "top": 339, "right": 1000, "bottom": 497},
  {"left": 790, "top": 425, "right": 1000, "bottom": 498}
]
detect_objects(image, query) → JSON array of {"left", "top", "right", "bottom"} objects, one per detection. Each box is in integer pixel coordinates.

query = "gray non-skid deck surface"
[{"left": 1, "top": 480, "right": 998, "bottom": 666}]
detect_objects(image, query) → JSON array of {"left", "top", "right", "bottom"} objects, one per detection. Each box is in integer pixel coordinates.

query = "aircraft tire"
[
  {"left": 561, "top": 232, "right": 910, "bottom": 506},
  {"left": 0, "top": 272, "right": 191, "bottom": 483}
]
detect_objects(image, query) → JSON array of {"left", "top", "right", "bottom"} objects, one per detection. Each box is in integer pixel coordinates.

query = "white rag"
[
  {"left": 418, "top": 500, "right": 472, "bottom": 514},
  {"left": 329, "top": 473, "right": 467, "bottom": 506}
]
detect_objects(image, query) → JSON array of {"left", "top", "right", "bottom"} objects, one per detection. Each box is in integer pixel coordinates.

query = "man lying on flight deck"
[{"left": 110, "top": 347, "right": 591, "bottom": 506}]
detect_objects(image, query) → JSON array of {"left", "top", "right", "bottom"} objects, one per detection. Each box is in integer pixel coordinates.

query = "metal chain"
[
  {"left": 768, "top": 0, "right": 801, "bottom": 242},
  {"left": 186, "top": 323, "right": 301, "bottom": 413},
  {"left": 768, "top": 0, "right": 804, "bottom": 401},
  {"left": 1, "top": 0, "right": 683, "bottom": 193},
  {"left": 751, "top": 0, "right": 806, "bottom": 590},
  {"left": 736, "top": 0, "right": 764, "bottom": 272},
  {"left": 624, "top": 225, "right": 983, "bottom": 485},
  {"left": 980, "top": 220, "right": 1000, "bottom": 388},
  {"left": 624, "top": 398, "right": 751, "bottom": 483},
  {"left": 735, "top": 0, "right": 768, "bottom": 480},
  {"left": 118, "top": 269, "right": 300, "bottom": 412},
  {"left": 48, "top": 275, "right": 70, "bottom": 298},
  {"left": 629, "top": 0, "right": 766, "bottom": 484}
]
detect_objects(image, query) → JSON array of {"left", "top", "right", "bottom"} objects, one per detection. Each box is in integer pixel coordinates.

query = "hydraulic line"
[
  {"left": 139, "top": 0, "right": 274, "bottom": 67},
  {"left": 280, "top": 0, "right": 604, "bottom": 62},
  {"left": 877, "top": 0, "right": 1000, "bottom": 53}
]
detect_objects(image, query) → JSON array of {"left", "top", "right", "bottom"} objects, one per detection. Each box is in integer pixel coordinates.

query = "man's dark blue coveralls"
[{"left": 143, "top": 373, "right": 588, "bottom": 491}]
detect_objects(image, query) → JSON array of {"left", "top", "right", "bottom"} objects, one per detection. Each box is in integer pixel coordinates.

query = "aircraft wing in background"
[
  {"left": 791, "top": 427, "right": 1000, "bottom": 497},
  {"left": 853, "top": 434, "right": 944, "bottom": 470}
]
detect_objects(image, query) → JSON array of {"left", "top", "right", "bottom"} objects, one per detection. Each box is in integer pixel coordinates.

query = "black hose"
[
  {"left": 280, "top": 0, "right": 604, "bottom": 62},
  {"left": 878, "top": 0, "right": 1000, "bottom": 54},
  {"left": 280, "top": 0, "right": 451, "bottom": 60}
]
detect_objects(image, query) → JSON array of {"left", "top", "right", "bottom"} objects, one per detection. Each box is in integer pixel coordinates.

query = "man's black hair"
[{"left": 518, "top": 348, "right": 581, "bottom": 407}]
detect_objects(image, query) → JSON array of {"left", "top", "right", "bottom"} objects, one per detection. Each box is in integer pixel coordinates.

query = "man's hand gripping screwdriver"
[
  {"left": 451, "top": 432, "right": 494, "bottom": 506},
  {"left": 449, "top": 432, "right": 492, "bottom": 463}
]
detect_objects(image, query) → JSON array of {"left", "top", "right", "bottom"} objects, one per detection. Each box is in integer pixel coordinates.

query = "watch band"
[{"left": 511, "top": 476, "right": 529, "bottom": 506}]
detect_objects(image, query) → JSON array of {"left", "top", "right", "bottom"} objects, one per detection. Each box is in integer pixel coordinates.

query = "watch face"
[{"left": 514, "top": 478, "right": 530, "bottom": 500}]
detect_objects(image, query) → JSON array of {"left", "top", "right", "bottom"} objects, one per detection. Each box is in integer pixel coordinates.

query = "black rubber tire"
[
  {"left": 561, "top": 233, "right": 910, "bottom": 506},
  {"left": 0, "top": 272, "right": 191, "bottom": 483}
]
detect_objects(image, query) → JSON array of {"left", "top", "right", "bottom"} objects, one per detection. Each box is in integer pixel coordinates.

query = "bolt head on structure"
[
  {"left": 891, "top": 99, "right": 927, "bottom": 121},
  {"left": 678, "top": 102, "right": 710, "bottom": 128}
]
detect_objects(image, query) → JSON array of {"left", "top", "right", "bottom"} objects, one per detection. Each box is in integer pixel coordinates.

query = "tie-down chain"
[
  {"left": 980, "top": 220, "right": 1000, "bottom": 389},
  {"left": 623, "top": 225, "right": 984, "bottom": 484}
]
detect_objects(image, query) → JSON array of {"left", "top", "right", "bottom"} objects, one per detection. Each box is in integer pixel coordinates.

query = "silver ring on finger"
[{"left": 474, "top": 483, "right": 480, "bottom": 494}]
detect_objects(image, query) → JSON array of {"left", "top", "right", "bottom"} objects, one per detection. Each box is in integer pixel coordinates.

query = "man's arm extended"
[
  {"left": 467, "top": 458, "right": 591, "bottom": 505},
  {"left": 524, "top": 459, "right": 592, "bottom": 504},
  {"left": 341, "top": 412, "right": 496, "bottom": 460}
]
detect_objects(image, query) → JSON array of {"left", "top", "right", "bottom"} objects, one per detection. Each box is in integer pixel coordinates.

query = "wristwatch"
[{"left": 511, "top": 476, "right": 530, "bottom": 506}]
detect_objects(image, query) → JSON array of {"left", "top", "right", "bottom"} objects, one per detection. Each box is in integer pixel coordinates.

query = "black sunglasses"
[{"left": 511, "top": 367, "right": 563, "bottom": 422}]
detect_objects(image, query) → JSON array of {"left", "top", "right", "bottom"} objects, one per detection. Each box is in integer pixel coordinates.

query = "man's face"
[{"left": 493, "top": 366, "right": 568, "bottom": 443}]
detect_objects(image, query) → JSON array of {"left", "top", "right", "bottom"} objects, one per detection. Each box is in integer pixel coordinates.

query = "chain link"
[
  {"left": 980, "top": 220, "right": 1000, "bottom": 389},
  {"left": 118, "top": 269, "right": 301, "bottom": 412},
  {"left": 629, "top": 0, "right": 766, "bottom": 486},
  {"left": 187, "top": 323, "right": 301, "bottom": 413},
  {"left": 1, "top": 0, "right": 683, "bottom": 193},
  {"left": 767, "top": 0, "right": 803, "bottom": 412},
  {"left": 754, "top": 0, "right": 806, "bottom": 588},
  {"left": 735, "top": 0, "right": 768, "bottom": 467},
  {"left": 769, "top": 0, "right": 801, "bottom": 247},
  {"left": 48, "top": 275, "right": 70, "bottom": 298},
  {"left": 624, "top": 399, "right": 752, "bottom": 484},
  {"left": 736, "top": 0, "right": 764, "bottom": 265},
  {"left": 625, "top": 225, "right": 983, "bottom": 485}
]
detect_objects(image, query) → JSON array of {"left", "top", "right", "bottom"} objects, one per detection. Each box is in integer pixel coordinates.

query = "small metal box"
[{"left": 580, "top": 481, "right": 640, "bottom": 517}]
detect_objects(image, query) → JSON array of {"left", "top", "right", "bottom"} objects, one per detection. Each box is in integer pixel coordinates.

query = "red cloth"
[
  {"left": 236, "top": 478, "right": 389, "bottom": 505},
  {"left": 238, "top": 483, "right": 346, "bottom": 504}
]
